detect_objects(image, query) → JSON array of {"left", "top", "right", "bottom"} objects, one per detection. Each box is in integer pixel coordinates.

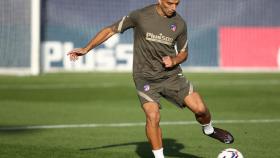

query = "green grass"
[{"left": 0, "top": 72, "right": 279, "bottom": 158}]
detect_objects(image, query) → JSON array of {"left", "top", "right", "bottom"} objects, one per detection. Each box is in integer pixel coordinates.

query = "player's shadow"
[
  {"left": 80, "top": 138, "right": 202, "bottom": 158},
  {"left": 0, "top": 125, "right": 41, "bottom": 135}
]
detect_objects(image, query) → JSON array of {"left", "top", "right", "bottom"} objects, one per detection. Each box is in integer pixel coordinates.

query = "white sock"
[
  {"left": 152, "top": 148, "right": 164, "bottom": 158},
  {"left": 202, "top": 122, "right": 214, "bottom": 135}
]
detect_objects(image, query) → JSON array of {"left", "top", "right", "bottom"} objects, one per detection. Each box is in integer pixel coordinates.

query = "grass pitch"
[{"left": 0, "top": 72, "right": 279, "bottom": 158}]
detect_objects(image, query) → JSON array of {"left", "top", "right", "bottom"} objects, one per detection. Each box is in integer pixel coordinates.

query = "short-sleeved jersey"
[{"left": 113, "top": 4, "right": 188, "bottom": 80}]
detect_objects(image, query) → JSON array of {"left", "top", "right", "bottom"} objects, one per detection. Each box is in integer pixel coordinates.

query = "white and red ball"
[{"left": 217, "top": 148, "right": 244, "bottom": 158}]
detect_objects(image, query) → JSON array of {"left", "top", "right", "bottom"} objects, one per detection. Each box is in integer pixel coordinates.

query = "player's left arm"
[
  {"left": 163, "top": 21, "right": 188, "bottom": 68},
  {"left": 162, "top": 50, "right": 188, "bottom": 68}
]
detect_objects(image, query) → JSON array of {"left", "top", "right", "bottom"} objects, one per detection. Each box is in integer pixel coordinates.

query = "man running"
[{"left": 68, "top": 1, "right": 234, "bottom": 158}]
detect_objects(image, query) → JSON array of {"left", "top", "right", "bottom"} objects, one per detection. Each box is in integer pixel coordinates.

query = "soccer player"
[{"left": 68, "top": 0, "right": 234, "bottom": 158}]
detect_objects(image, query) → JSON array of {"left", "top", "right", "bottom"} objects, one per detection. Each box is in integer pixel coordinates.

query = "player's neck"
[{"left": 156, "top": 4, "right": 167, "bottom": 18}]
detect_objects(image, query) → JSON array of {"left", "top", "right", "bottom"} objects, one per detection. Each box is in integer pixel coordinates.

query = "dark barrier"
[{"left": 41, "top": 0, "right": 280, "bottom": 71}]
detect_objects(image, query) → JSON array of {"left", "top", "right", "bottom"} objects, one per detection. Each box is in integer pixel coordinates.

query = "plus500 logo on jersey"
[{"left": 146, "top": 32, "right": 174, "bottom": 46}]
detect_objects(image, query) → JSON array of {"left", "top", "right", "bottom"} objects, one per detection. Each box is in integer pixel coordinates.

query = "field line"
[
  {"left": 0, "top": 119, "right": 280, "bottom": 131},
  {"left": 0, "top": 79, "right": 279, "bottom": 90}
]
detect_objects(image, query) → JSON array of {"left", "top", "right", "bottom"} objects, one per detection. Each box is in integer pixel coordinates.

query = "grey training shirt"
[{"left": 114, "top": 4, "right": 188, "bottom": 80}]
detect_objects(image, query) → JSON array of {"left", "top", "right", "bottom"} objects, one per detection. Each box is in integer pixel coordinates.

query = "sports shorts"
[{"left": 133, "top": 73, "right": 194, "bottom": 108}]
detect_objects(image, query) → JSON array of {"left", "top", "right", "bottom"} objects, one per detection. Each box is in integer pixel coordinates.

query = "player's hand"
[
  {"left": 162, "top": 56, "right": 176, "bottom": 68},
  {"left": 67, "top": 48, "right": 88, "bottom": 61}
]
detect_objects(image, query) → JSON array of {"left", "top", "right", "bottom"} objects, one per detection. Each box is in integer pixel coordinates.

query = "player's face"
[{"left": 159, "top": 0, "right": 180, "bottom": 17}]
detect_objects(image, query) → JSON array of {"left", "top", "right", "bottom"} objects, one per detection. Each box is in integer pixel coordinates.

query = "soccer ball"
[{"left": 217, "top": 148, "right": 244, "bottom": 158}]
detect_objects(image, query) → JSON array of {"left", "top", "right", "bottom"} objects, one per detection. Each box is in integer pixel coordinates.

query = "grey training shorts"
[{"left": 133, "top": 73, "right": 194, "bottom": 108}]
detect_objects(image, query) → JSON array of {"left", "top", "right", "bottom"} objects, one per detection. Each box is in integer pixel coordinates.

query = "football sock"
[
  {"left": 152, "top": 148, "right": 164, "bottom": 158},
  {"left": 202, "top": 122, "right": 214, "bottom": 135}
]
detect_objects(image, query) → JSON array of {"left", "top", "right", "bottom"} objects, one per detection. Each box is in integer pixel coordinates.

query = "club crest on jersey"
[{"left": 170, "top": 24, "right": 177, "bottom": 32}]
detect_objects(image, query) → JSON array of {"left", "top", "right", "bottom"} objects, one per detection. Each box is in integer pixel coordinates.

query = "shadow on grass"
[
  {"left": 80, "top": 138, "right": 202, "bottom": 158},
  {"left": 0, "top": 125, "right": 42, "bottom": 135}
]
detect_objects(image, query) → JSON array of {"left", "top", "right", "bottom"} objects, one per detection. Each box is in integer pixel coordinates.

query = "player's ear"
[{"left": 158, "top": 0, "right": 162, "bottom": 5}]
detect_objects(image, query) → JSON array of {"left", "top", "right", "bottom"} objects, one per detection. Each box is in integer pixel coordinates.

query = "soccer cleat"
[{"left": 204, "top": 127, "right": 234, "bottom": 144}]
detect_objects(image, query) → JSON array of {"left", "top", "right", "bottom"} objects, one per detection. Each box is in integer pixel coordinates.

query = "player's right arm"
[
  {"left": 67, "top": 13, "right": 137, "bottom": 62},
  {"left": 67, "top": 25, "right": 118, "bottom": 61}
]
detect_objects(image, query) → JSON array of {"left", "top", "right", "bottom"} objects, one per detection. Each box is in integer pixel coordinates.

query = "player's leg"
[
  {"left": 161, "top": 74, "right": 233, "bottom": 144},
  {"left": 133, "top": 77, "right": 165, "bottom": 157},
  {"left": 184, "top": 92, "right": 211, "bottom": 125},
  {"left": 184, "top": 91, "right": 234, "bottom": 144},
  {"left": 142, "top": 102, "right": 164, "bottom": 158}
]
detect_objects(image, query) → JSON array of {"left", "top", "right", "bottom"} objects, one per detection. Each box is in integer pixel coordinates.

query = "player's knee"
[{"left": 146, "top": 112, "right": 160, "bottom": 126}]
